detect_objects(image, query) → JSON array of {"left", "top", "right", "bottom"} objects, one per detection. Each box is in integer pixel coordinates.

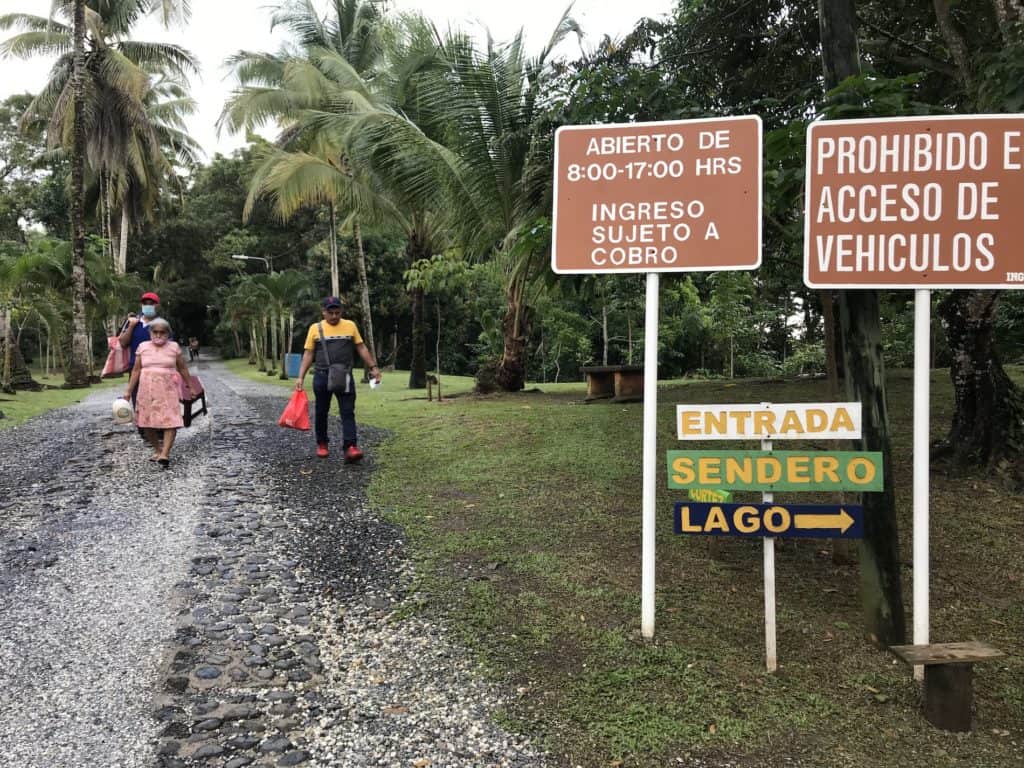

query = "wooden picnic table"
[{"left": 580, "top": 365, "right": 644, "bottom": 403}]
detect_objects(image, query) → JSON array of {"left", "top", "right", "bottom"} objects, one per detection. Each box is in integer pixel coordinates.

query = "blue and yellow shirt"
[{"left": 303, "top": 319, "right": 363, "bottom": 372}]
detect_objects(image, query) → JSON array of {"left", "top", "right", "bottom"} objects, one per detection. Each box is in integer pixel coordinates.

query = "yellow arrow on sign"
[{"left": 794, "top": 509, "right": 855, "bottom": 533}]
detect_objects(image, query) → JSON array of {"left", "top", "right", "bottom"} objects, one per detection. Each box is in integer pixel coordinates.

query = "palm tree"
[
  {"left": 311, "top": 12, "right": 579, "bottom": 390},
  {"left": 253, "top": 269, "right": 312, "bottom": 378},
  {"left": 221, "top": 0, "right": 386, "bottom": 371},
  {"left": 4, "top": 3, "right": 199, "bottom": 273},
  {"left": 279, "top": 13, "right": 463, "bottom": 387},
  {"left": 1, "top": 0, "right": 194, "bottom": 384},
  {"left": 0, "top": 241, "right": 62, "bottom": 390},
  {"left": 64, "top": 0, "right": 89, "bottom": 385},
  {"left": 425, "top": 18, "right": 579, "bottom": 391}
]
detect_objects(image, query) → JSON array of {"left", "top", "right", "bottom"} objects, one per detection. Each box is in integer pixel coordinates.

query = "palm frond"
[
  {"left": 0, "top": 29, "right": 71, "bottom": 59},
  {"left": 224, "top": 50, "right": 286, "bottom": 87},
  {"left": 218, "top": 86, "right": 300, "bottom": 134},
  {"left": 117, "top": 40, "right": 199, "bottom": 78}
]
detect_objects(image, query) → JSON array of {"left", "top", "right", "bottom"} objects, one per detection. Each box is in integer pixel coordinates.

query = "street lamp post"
[{"left": 231, "top": 254, "right": 271, "bottom": 271}]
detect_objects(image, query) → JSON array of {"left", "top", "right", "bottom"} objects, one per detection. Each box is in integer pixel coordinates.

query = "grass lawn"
[
  {"left": 227, "top": 358, "right": 1024, "bottom": 766},
  {"left": 0, "top": 367, "right": 120, "bottom": 429}
]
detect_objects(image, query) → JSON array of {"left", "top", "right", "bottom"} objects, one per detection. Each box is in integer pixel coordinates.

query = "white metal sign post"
[
  {"left": 640, "top": 273, "right": 660, "bottom": 636},
  {"left": 913, "top": 288, "right": 930, "bottom": 678},
  {"left": 762, "top": 433, "right": 776, "bottom": 672},
  {"left": 805, "top": 114, "right": 1024, "bottom": 674},
  {"left": 552, "top": 116, "right": 763, "bottom": 638}
]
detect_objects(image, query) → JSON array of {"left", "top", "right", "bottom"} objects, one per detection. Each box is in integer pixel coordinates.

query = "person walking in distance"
[
  {"left": 294, "top": 296, "right": 381, "bottom": 462},
  {"left": 119, "top": 291, "right": 162, "bottom": 374}
]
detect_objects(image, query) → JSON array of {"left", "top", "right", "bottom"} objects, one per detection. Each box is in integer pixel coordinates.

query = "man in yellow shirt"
[{"left": 295, "top": 296, "right": 382, "bottom": 461}]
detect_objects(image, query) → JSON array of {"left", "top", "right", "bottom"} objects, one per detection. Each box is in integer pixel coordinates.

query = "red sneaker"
[
  {"left": 316, "top": 443, "right": 329, "bottom": 458},
  {"left": 344, "top": 445, "right": 364, "bottom": 464}
]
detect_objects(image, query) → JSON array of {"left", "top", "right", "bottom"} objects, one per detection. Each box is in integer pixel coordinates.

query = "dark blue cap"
[{"left": 322, "top": 296, "right": 342, "bottom": 309}]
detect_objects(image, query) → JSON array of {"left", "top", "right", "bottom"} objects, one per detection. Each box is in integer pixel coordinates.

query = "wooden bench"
[
  {"left": 890, "top": 641, "right": 1005, "bottom": 732},
  {"left": 580, "top": 365, "right": 644, "bottom": 403}
]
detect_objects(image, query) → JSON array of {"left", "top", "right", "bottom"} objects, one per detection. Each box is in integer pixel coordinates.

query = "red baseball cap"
[{"left": 140, "top": 291, "right": 160, "bottom": 303}]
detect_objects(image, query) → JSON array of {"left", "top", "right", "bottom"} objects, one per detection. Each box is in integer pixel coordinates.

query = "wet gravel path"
[{"left": 0, "top": 359, "right": 546, "bottom": 768}]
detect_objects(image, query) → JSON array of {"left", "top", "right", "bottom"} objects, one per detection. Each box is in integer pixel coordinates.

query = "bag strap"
[{"left": 317, "top": 322, "right": 336, "bottom": 364}]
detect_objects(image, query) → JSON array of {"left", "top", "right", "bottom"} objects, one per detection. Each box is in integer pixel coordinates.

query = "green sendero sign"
[{"left": 666, "top": 450, "right": 884, "bottom": 492}]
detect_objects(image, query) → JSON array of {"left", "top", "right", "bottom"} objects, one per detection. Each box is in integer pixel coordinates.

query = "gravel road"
[{"left": 0, "top": 359, "right": 546, "bottom": 768}]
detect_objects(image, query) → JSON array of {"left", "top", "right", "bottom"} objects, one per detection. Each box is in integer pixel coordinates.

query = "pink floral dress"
[{"left": 135, "top": 340, "right": 184, "bottom": 429}]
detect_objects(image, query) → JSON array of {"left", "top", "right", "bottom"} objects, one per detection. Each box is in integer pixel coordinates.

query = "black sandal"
[{"left": 157, "top": 458, "right": 170, "bottom": 468}]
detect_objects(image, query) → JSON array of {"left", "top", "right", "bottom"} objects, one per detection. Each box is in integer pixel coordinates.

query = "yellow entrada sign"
[{"left": 676, "top": 402, "right": 862, "bottom": 440}]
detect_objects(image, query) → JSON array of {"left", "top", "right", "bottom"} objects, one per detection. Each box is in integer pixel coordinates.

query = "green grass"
[
  {"left": 358, "top": 368, "right": 1024, "bottom": 767},
  {"left": 0, "top": 367, "right": 119, "bottom": 429}
]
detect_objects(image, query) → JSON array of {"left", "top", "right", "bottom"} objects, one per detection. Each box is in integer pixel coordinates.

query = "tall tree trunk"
[
  {"left": 353, "top": 219, "right": 376, "bottom": 369},
  {"left": 435, "top": 301, "right": 442, "bottom": 376},
  {"left": 602, "top": 300, "right": 609, "bottom": 365},
  {"left": 117, "top": 204, "right": 129, "bottom": 274},
  {"left": 937, "top": 291, "right": 1023, "bottom": 464},
  {"left": 820, "top": 290, "right": 841, "bottom": 397},
  {"left": 65, "top": 0, "right": 90, "bottom": 388},
  {"left": 409, "top": 286, "right": 426, "bottom": 388},
  {"left": 496, "top": 270, "right": 529, "bottom": 392},
  {"left": 933, "top": 0, "right": 974, "bottom": 90},
  {"left": 406, "top": 229, "right": 427, "bottom": 389},
  {"left": 279, "top": 314, "right": 289, "bottom": 379},
  {"left": 1, "top": 308, "right": 13, "bottom": 393},
  {"left": 268, "top": 311, "right": 279, "bottom": 374},
  {"left": 105, "top": 173, "right": 116, "bottom": 269},
  {"left": 0, "top": 310, "right": 39, "bottom": 391},
  {"left": 820, "top": 0, "right": 906, "bottom": 646},
  {"left": 328, "top": 202, "right": 340, "bottom": 297}
]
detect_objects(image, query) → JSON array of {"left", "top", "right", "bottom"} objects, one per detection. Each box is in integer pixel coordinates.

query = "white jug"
[{"left": 112, "top": 397, "right": 134, "bottom": 425}]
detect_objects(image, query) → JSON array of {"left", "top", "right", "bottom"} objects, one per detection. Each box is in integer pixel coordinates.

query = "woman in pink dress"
[{"left": 122, "top": 318, "right": 195, "bottom": 467}]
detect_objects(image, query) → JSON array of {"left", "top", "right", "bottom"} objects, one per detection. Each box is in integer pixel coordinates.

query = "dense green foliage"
[{"left": 2, "top": 0, "right": 1023, "bottom": 386}]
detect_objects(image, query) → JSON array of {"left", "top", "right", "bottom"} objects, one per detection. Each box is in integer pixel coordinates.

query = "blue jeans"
[{"left": 312, "top": 370, "right": 357, "bottom": 447}]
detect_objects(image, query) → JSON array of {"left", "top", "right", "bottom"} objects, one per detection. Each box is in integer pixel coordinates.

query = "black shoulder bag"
[{"left": 317, "top": 322, "right": 351, "bottom": 394}]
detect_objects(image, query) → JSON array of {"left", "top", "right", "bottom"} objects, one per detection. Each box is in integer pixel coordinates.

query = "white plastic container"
[{"left": 112, "top": 397, "right": 134, "bottom": 425}]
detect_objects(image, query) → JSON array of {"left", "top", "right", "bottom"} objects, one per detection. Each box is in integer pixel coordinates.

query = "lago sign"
[
  {"left": 666, "top": 450, "right": 884, "bottom": 492},
  {"left": 674, "top": 502, "right": 864, "bottom": 539}
]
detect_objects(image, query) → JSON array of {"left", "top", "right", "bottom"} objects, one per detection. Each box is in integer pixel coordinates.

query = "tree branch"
[{"left": 857, "top": 15, "right": 957, "bottom": 78}]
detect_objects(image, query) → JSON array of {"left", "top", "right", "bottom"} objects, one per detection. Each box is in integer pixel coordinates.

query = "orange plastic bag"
[{"left": 278, "top": 389, "right": 311, "bottom": 430}]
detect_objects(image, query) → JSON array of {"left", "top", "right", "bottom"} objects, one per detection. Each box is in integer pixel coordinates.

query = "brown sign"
[
  {"left": 805, "top": 115, "right": 1024, "bottom": 288},
  {"left": 552, "top": 117, "right": 762, "bottom": 274}
]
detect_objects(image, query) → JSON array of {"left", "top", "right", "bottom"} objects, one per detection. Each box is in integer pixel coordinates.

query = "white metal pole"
[
  {"left": 762, "top": 433, "right": 777, "bottom": 673},
  {"left": 913, "top": 288, "right": 931, "bottom": 679},
  {"left": 641, "top": 272, "right": 661, "bottom": 638}
]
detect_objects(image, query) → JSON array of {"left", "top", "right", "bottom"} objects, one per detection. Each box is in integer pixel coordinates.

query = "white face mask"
[{"left": 151, "top": 334, "right": 168, "bottom": 346}]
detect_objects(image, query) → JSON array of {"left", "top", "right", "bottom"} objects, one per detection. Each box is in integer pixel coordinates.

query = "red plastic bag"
[
  {"left": 100, "top": 336, "right": 130, "bottom": 378},
  {"left": 278, "top": 390, "right": 311, "bottom": 431}
]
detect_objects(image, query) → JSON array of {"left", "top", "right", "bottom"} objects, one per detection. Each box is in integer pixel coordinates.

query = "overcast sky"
[{"left": 0, "top": 0, "right": 673, "bottom": 157}]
